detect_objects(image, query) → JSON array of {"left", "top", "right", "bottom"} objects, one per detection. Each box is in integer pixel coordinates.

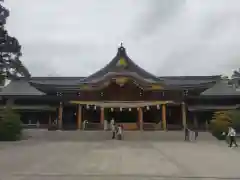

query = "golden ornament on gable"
[
  {"left": 115, "top": 77, "right": 128, "bottom": 86},
  {"left": 151, "top": 84, "right": 163, "bottom": 90},
  {"left": 116, "top": 57, "right": 127, "bottom": 67},
  {"left": 80, "top": 84, "right": 89, "bottom": 90}
]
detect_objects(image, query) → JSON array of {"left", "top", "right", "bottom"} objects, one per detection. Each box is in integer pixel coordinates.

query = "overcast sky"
[{"left": 4, "top": 0, "right": 240, "bottom": 77}]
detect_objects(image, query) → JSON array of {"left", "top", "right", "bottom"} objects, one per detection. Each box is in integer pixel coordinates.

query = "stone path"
[{"left": 0, "top": 136, "right": 240, "bottom": 180}]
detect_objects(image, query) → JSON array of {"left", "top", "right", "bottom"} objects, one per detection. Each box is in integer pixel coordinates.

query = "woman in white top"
[
  {"left": 117, "top": 125, "right": 123, "bottom": 140},
  {"left": 228, "top": 127, "right": 238, "bottom": 147}
]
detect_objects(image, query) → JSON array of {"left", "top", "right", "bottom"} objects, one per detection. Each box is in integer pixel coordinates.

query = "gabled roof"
[
  {"left": 161, "top": 75, "right": 220, "bottom": 88},
  {"left": 82, "top": 45, "right": 161, "bottom": 83},
  {"left": 201, "top": 80, "right": 240, "bottom": 96},
  {"left": 0, "top": 79, "right": 45, "bottom": 96},
  {"left": 30, "top": 77, "right": 85, "bottom": 85},
  {"left": 26, "top": 75, "right": 220, "bottom": 88}
]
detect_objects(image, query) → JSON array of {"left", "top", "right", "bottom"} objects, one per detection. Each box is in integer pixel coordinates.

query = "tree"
[
  {"left": 228, "top": 110, "right": 240, "bottom": 132},
  {"left": 210, "top": 110, "right": 240, "bottom": 140},
  {"left": 232, "top": 68, "right": 240, "bottom": 79},
  {"left": 0, "top": 1, "right": 30, "bottom": 85},
  {"left": 210, "top": 111, "right": 232, "bottom": 140},
  {"left": 0, "top": 108, "right": 22, "bottom": 141}
]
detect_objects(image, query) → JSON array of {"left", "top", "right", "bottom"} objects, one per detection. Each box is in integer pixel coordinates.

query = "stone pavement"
[
  {"left": 22, "top": 129, "right": 217, "bottom": 142},
  {"left": 0, "top": 132, "right": 240, "bottom": 180}
]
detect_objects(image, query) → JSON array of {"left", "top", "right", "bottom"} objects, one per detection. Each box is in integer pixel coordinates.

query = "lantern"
[
  {"left": 146, "top": 106, "right": 150, "bottom": 110},
  {"left": 129, "top": 108, "right": 131, "bottom": 111},
  {"left": 94, "top": 106, "right": 97, "bottom": 110},
  {"left": 86, "top": 105, "right": 89, "bottom": 109},
  {"left": 111, "top": 108, "right": 113, "bottom": 112},
  {"left": 157, "top": 105, "right": 160, "bottom": 110},
  {"left": 120, "top": 107, "right": 122, "bottom": 111}
]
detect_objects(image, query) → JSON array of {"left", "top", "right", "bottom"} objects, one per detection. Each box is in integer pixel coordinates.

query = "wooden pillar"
[
  {"left": 77, "top": 104, "right": 82, "bottom": 130},
  {"left": 100, "top": 107, "right": 104, "bottom": 126},
  {"left": 181, "top": 102, "right": 187, "bottom": 129},
  {"left": 162, "top": 104, "right": 167, "bottom": 131},
  {"left": 138, "top": 107, "right": 143, "bottom": 131},
  {"left": 193, "top": 113, "right": 198, "bottom": 128},
  {"left": 58, "top": 102, "right": 63, "bottom": 129},
  {"left": 48, "top": 113, "right": 52, "bottom": 127}
]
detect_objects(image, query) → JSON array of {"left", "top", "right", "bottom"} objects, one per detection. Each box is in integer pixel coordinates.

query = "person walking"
[
  {"left": 228, "top": 126, "right": 238, "bottom": 147},
  {"left": 110, "top": 118, "right": 115, "bottom": 131},
  {"left": 111, "top": 122, "right": 116, "bottom": 139},
  {"left": 194, "top": 128, "right": 198, "bottom": 141},
  {"left": 117, "top": 124, "right": 123, "bottom": 140}
]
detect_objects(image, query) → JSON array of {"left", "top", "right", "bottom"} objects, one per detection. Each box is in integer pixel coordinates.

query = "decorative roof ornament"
[
  {"left": 116, "top": 57, "right": 127, "bottom": 67},
  {"left": 116, "top": 42, "right": 128, "bottom": 68}
]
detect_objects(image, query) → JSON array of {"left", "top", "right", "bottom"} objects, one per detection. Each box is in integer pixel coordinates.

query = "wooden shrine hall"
[{"left": 1, "top": 45, "right": 240, "bottom": 131}]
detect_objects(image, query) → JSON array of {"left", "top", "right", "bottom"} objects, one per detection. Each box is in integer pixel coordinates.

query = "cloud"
[{"left": 4, "top": 0, "right": 240, "bottom": 77}]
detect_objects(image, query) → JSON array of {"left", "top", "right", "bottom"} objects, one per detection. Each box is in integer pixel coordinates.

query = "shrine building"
[{"left": 1, "top": 45, "right": 240, "bottom": 130}]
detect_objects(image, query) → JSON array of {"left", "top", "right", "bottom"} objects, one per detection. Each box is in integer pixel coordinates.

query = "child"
[{"left": 117, "top": 124, "right": 123, "bottom": 140}]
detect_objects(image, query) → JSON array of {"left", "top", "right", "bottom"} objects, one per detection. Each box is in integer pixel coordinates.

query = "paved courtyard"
[{"left": 0, "top": 132, "right": 240, "bottom": 180}]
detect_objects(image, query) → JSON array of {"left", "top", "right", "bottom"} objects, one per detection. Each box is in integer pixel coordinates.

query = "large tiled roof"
[
  {"left": 0, "top": 75, "right": 221, "bottom": 96},
  {"left": 161, "top": 76, "right": 220, "bottom": 88},
  {"left": 30, "top": 77, "right": 85, "bottom": 85},
  {"left": 0, "top": 79, "right": 45, "bottom": 96},
  {"left": 82, "top": 46, "right": 161, "bottom": 83},
  {"left": 201, "top": 80, "right": 240, "bottom": 96},
  {"left": 28, "top": 75, "right": 220, "bottom": 87}
]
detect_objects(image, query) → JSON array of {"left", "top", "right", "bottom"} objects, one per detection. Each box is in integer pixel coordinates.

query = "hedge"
[
  {"left": 210, "top": 110, "right": 240, "bottom": 140},
  {"left": 0, "top": 108, "right": 22, "bottom": 141}
]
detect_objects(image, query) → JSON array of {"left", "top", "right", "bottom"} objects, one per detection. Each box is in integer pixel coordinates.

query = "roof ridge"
[{"left": 83, "top": 46, "right": 160, "bottom": 82}]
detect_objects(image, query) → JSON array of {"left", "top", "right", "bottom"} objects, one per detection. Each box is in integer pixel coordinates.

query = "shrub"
[
  {"left": 228, "top": 110, "right": 240, "bottom": 132},
  {"left": 0, "top": 108, "right": 22, "bottom": 141},
  {"left": 210, "top": 111, "right": 231, "bottom": 140}
]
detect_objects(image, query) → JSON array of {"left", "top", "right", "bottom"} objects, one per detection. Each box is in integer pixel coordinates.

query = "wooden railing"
[
  {"left": 121, "top": 123, "right": 139, "bottom": 130},
  {"left": 22, "top": 124, "right": 49, "bottom": 129},
  {"left": 167, "top": 124, "right": 182, "bottom": 130},
  {"left": 143, "top": 123, "right": 157, "bottom": 131}
]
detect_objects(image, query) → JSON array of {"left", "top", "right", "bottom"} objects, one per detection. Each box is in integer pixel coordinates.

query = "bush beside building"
[
  {"left": 210, "top": 110, "right": 240, "bottom": 140},
  {"left": 0, "top": 108, "right": 22, "bottom": 141}
]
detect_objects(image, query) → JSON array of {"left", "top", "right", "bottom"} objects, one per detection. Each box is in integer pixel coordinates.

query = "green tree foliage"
[
  {"left": 228, "top": 110, "right": 240, "bottom": 132},
  {"left": 0, "top": 108, "right": 22, "bottom": 141},
  {"left": 0, "top": 1, "right": 30, "bottom": 84},
  {"left": 210, "top": 111, "right": 232, "bottom": 140},
  {"left": 210, "top": 110, "right": 240, "bottom": 140},
  {"left": 232, "top": 68, "right": 240, "bottom": 79}
]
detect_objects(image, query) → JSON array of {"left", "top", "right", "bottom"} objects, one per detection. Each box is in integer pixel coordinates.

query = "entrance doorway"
[
  {"left": 62, "top": 106, "right": 77, "bottom": 130},
  {"left": 142, "top": 106, "right": 161, "bottom": 130},
  {"left": 106, "top": 108, "right": 139, "bottom": 130},
  {"left": 166, "top": 105, "right": 182, "bottom": 130}
]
